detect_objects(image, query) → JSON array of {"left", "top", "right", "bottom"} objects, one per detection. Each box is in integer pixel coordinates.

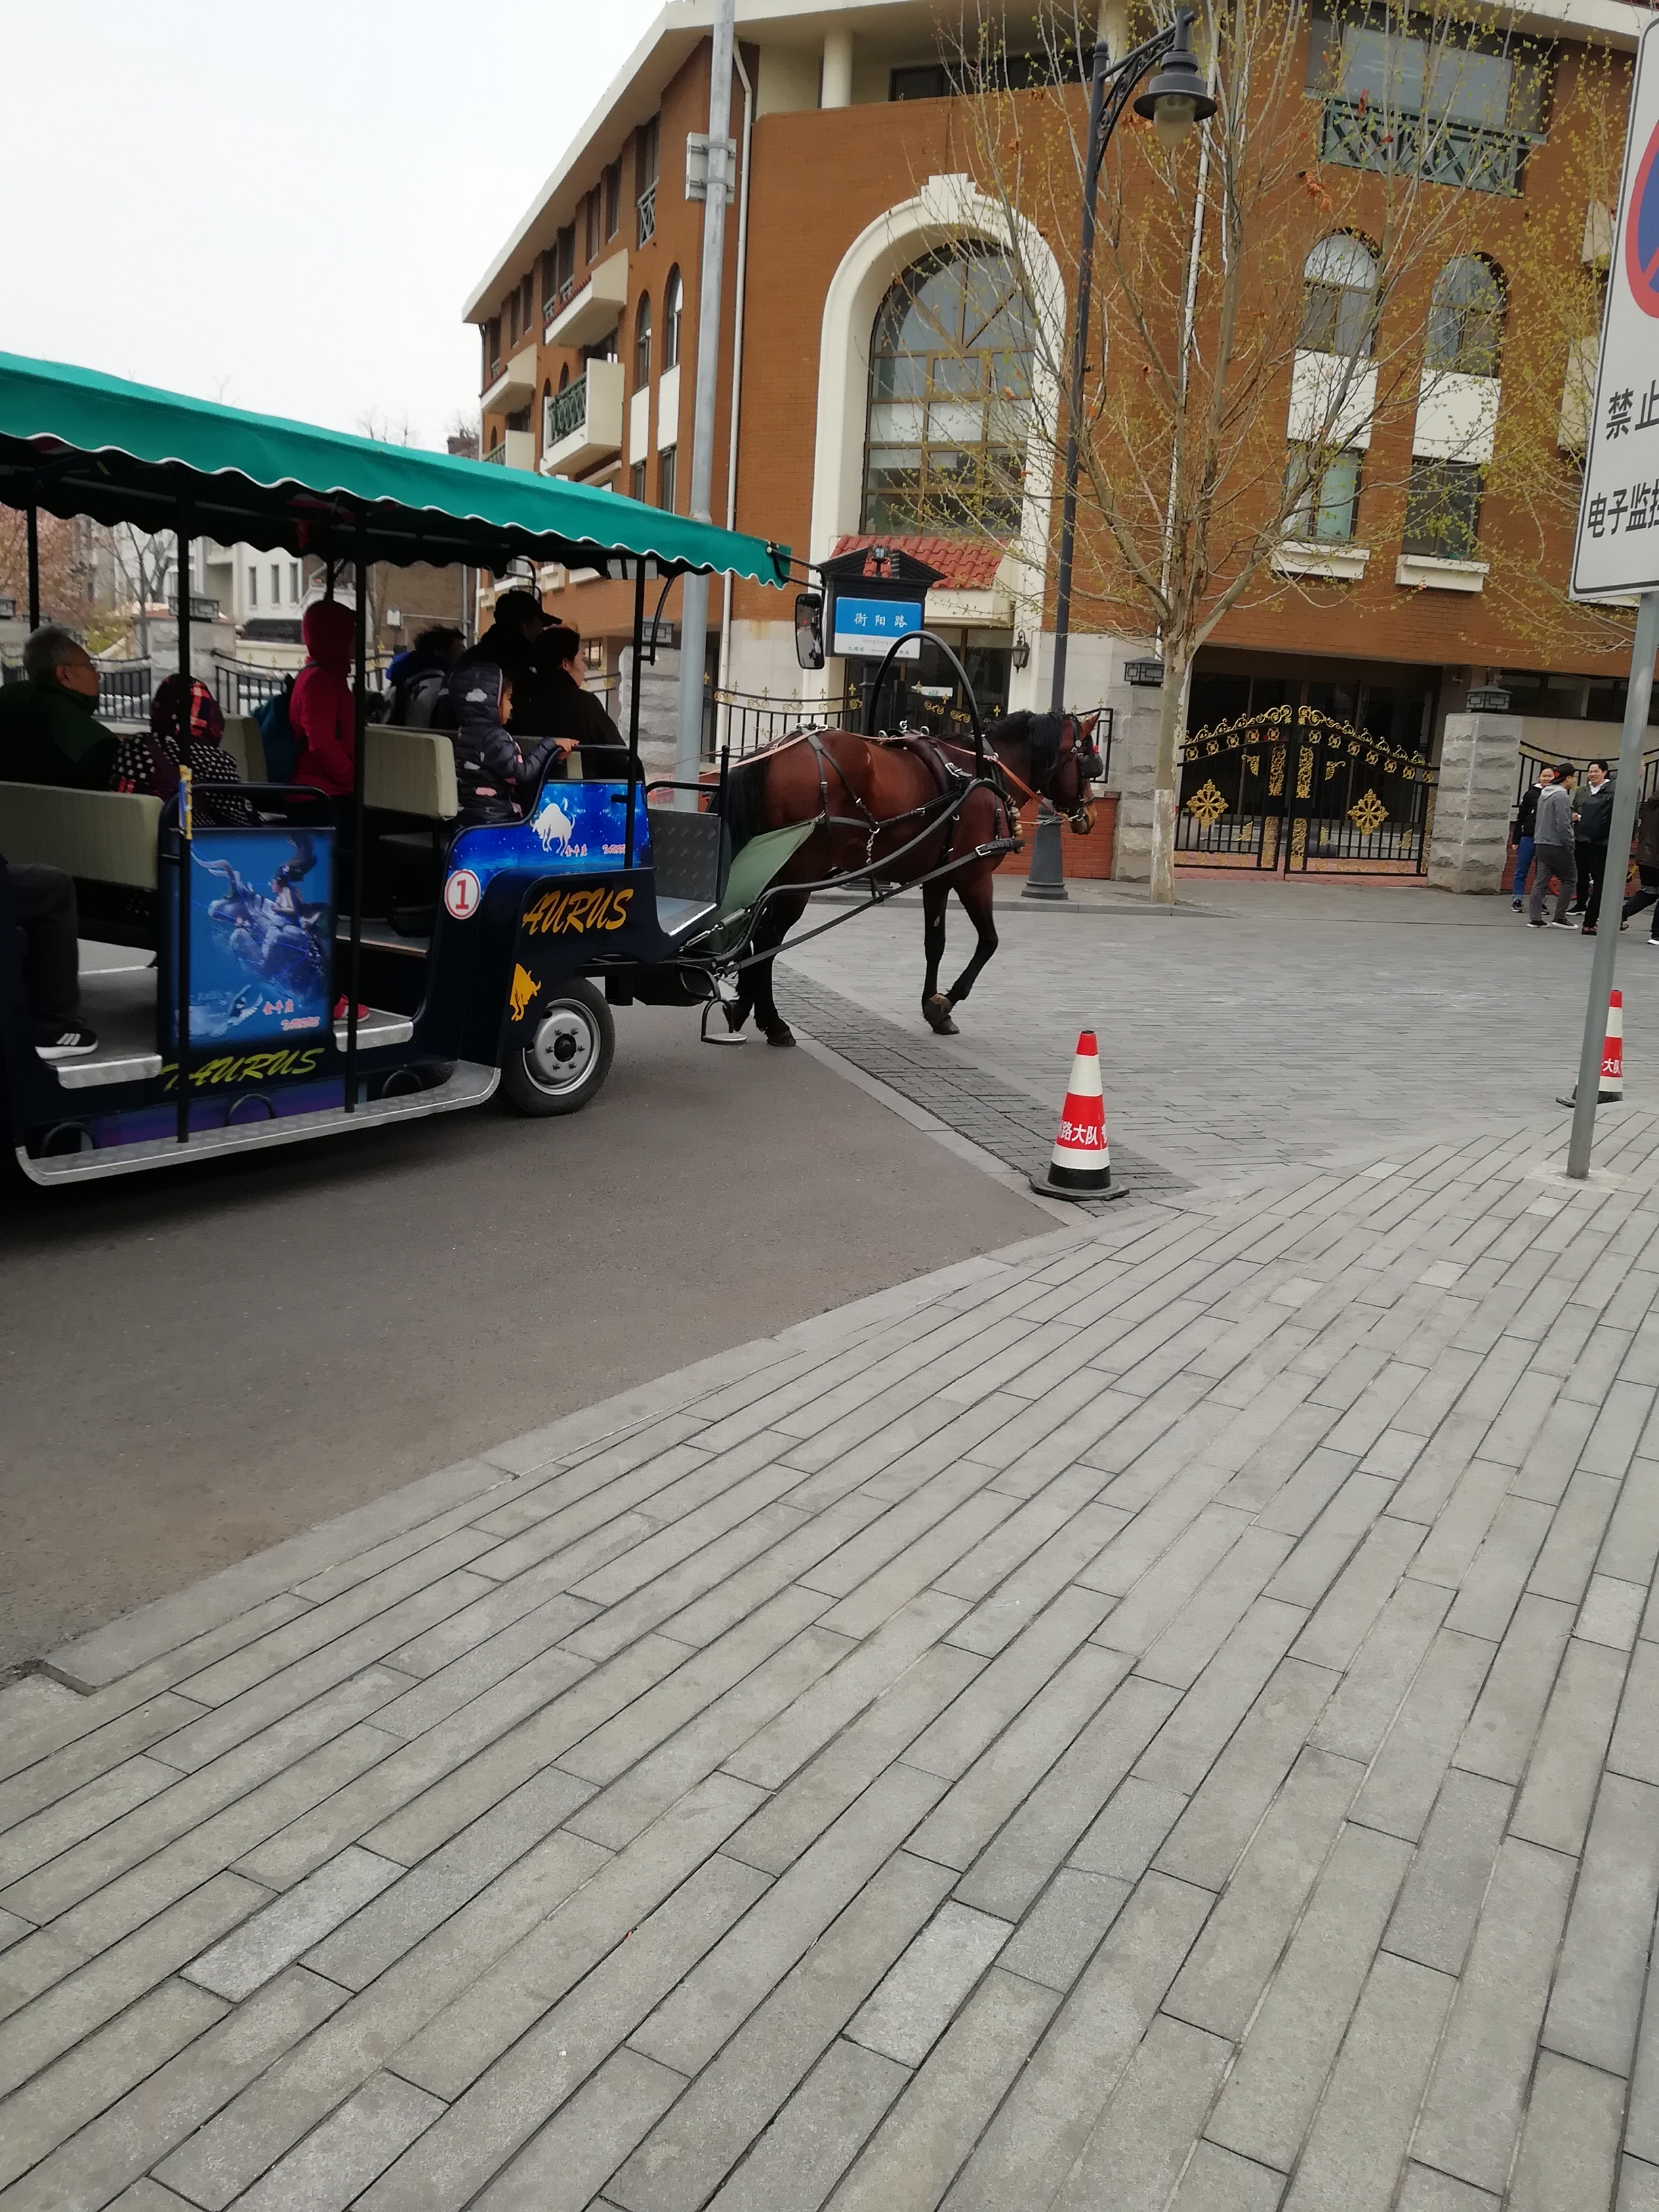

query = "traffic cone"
[
  {"left": 1560, "top": 988, "right": 1625, "bottom": 1105},
  {"left": 1602, "top": 989, "right": 1625, "bottom": 1099},
  {"left": 1029, "top": 1030, "right": 1128, "bottom": 1202}
]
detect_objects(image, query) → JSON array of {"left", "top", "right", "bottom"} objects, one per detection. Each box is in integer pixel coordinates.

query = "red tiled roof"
[{"left": 830, "top": 535, "right": 1006, "bottom": 592}]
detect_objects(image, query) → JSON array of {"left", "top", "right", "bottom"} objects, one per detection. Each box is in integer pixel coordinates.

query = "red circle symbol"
[
  {"left": 443, "top": 868, "right": 482, "bottom": 920},
  {"left": 1628, "top": 113, "right": 1659, "bottom": 318}
]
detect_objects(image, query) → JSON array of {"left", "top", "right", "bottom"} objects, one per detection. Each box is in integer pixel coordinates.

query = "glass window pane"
[
  {"left": 872, "top": 352, "right": 926, "bottom": 399},
  {"left": 1340, "top": 27, "right": 1425, "bottom": 112},
  {"left": 869, "top": 402, "right": 926, "bottom": 443},
  {"left": 1425, "top": 45, "right": 1511, "bottom": 124},
  {"left": 928, "top": 401, "right": 985, "bottom": 443}
]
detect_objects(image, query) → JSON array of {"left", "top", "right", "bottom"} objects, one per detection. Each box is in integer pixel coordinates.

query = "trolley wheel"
[{"left": 501, "top": 979, "right": 615, "bottom": 1118}]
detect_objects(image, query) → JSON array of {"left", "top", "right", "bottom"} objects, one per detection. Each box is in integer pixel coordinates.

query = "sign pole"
[{"left": 1567, "top": 590, "right": 1659, "bottom": 1178}]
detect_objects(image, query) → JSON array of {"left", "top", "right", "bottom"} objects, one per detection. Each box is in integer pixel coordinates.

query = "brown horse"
[{"left": 718, "top": 710, "right": 1103, "bottom": 1044}]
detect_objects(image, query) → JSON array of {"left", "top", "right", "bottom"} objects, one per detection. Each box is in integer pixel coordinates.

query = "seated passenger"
[
  {"left": 290, "top": 599, "right": 357, "bottom": 800},
  {"left": 114, "top": 676, "right": 255, "bottom": 826},
  {"left": 0, "top": 626, "right": 119, "bottom": 791},
  {"left": 522, "top": 622, "right": 631, "bottom": 774},
  {"left": 445, "top": 663, "right": 567, "bottom": 827},
  {"left": 385, "top": 626, "right": 466, "bottom": 728},
  {"left": 2, "top": 853, "right": 97, "bottom": 1058}
]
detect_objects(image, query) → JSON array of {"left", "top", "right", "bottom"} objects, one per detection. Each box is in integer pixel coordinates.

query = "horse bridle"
[{"left": 991, "top": 714, "right": 1098, "bottom": 834}]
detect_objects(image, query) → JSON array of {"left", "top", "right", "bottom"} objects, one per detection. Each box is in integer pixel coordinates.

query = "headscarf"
[{"left": 150, "top": 674, "right": 225, "bottom": 756}]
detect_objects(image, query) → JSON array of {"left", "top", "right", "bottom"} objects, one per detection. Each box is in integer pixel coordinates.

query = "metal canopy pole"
[
  {"left": 625, "top": 558, "right": 645, "bottom": 867},
  {"left": 1566, "top": 588, "right": 1659, "bottom": 1179},
  {"left": 344, "top": 514, "right": 369, "bottom": 1111},
  {"left": 175, "top": 498, "right": 192, "bottom": 1144},
  {"left": 25, "top": 499, "right": 40, "bottom": 629}
]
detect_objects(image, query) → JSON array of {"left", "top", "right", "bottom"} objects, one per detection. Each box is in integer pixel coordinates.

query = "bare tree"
[
  {"left": 948, "top": 0, "right": 1631, "bottom": 899},
  {"left": 0, "top": 508, "right": 86, "bottom": 631},
  {"left": 100, "top": 524, "right": 178, "bottom": 661}
]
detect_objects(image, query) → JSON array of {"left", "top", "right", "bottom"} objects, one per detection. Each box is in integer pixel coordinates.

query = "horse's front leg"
[
  {"left": 943, "top": 865, "right": 1000, "bottom": 1014},
  {"left": 747, "top": 890, "right": 809, "bottom": 1046},
  {"left": 921, "top": 880, "right": 956, "bottom": 1033}
]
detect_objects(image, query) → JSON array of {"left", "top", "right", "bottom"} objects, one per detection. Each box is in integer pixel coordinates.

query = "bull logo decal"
[
  {"left": 531, "top": 794, "right": 576, "bottom": 853},
  {"left": 509, "top": 964, "right": 538, "bottom": 1022}
]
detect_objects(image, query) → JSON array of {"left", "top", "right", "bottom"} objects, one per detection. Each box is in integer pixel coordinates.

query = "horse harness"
[{"left": 785, "top": 725, "right": 1033, "bottom": 876}]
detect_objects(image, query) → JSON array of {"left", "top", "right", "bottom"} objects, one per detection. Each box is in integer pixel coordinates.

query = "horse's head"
[{"left": 1024, "top": 710, "right": 1103, "bottom": 833}]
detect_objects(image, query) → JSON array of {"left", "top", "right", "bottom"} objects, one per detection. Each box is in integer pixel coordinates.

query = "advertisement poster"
[
  {"left": 441, "top": 783, "right": 651, "bottom": 919},
  {"left": 169, "top": 828, "right": 335, "bottom": 1049}
]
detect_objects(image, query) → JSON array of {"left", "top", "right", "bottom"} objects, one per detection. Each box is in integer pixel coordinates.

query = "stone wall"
[{"left": 1427, "top": 712, "right": 1522, "bottom": 894}]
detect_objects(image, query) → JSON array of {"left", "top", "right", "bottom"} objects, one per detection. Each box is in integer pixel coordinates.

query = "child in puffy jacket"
[
  {"left": 445, "top": 661, "right": 567, "bottom": 827},
  {"left": 290, "top": 599, "right": 358, "bottom": 799}
]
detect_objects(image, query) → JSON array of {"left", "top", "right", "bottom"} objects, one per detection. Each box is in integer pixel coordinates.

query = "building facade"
[{"left": 464, "top": 0, "right": 1655, "bottom": 881}]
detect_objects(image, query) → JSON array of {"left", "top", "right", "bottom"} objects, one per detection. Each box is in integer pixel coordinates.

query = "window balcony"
[
  {"left": 545, "top": 248, "right": 628, "bottom": 352},
  {"left": 638, "top": 182, "right": 657, "bottom": 248},
  {"left": 483, "top": 429, "right": 536, "bottom": 471},
  {"left": 1319, "top": 96, "right": 1538, "bottom": 197},
  {"left": 541, "top": 359, "right": 626, "bottom": 476},
  {"left": 481, "top": 342, "right": 538, "bottom": 417}
]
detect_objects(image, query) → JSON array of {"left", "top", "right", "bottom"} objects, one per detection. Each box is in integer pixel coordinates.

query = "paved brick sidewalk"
[{"left": 5, "top": 1087, "right": 1659, "bottom": 2207}]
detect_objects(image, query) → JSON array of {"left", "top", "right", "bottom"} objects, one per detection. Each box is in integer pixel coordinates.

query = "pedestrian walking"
[
  {"left": 1574, "top": 758, "right": 1615, "bottom": 935},
  {"left": 1528, "top": 764, "right": 1579, "bottom": 927},
  {"left": 1511, "top": 764, "right": 1555, "bottom": 914},
  {"left": 1622, "top": 790, "right": 1659, "bottom": 943}
]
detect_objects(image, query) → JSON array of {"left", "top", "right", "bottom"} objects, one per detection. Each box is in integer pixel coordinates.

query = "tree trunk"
[{"left": 1149, "top": 642, "right": 1189, "bottom": 907}]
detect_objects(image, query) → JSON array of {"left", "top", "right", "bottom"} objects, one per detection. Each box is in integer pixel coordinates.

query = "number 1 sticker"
[{"left": 443, "top": 868, "right": 482, "bottom": 920}]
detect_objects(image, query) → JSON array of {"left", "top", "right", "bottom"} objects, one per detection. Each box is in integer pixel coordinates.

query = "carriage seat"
[
  {"left": 0, "top": 781, "right": 162, "bottom": 888},
  {"left": 220, "top": 714, "right": 266, "bottom": 783}
]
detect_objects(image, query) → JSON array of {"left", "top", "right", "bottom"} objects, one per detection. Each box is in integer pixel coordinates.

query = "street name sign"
[{"left": 1572, "top": 18, "right": 1659, "bottom": 600}]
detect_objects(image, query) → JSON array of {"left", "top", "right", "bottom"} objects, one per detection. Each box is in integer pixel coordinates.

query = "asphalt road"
[{"left": 0, "top": 1002, "right": 1042, "bottom": 1671}]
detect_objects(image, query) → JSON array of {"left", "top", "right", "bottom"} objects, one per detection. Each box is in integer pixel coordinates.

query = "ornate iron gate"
[{"left": 1176, "top": 704, "right": 1437, "bottom": 874}]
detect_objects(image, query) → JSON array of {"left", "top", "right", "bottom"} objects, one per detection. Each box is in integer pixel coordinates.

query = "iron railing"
[
  {"left": 482, "top": 442, "right": 506, "bottom": 466},
  {"left": 637, "top": 182, "right": 657, "bottom": 247},
  {"left": 1319, "top": 95, "right": 1538, "bottom": 196},
  {"left": 211, "top": 659, "right": 387, "bottom": 716},
  {"left": 548, "top": 374, "right": 588, "bottom": 447},
  {"left": 98, "top": 663, "right": 152, "bottom": 722}
]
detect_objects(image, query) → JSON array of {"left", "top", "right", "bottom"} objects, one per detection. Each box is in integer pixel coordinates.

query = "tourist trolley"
[{"left": 0, "top": 350, "right": 797, "bottom": 1187}]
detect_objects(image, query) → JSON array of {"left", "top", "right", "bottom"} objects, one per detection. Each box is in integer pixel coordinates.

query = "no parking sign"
[{"left": 1573, "top": 19, "right": 1659, "bottom": 599}]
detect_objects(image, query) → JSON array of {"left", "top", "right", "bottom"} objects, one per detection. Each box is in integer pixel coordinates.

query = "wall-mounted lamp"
[
  {"left": 1012, "top": 630, "right": 1031, "bottom": 671},
  {"left": 1124, "top": 658, "right": 1166, "bottom": 688}
]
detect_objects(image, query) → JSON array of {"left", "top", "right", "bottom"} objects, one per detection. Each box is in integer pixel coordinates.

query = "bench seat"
[{"left": 0, "top": 781, "right": 162, "bottom": 888}]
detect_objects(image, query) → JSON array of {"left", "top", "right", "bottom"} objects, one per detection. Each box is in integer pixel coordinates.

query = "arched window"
[
  {"left": 1298, "top": 234, "right": 1379, "bottom": 359},
  {"left": 558, "top": 362, "right": 571, "bottom": 391},
  {"left": 862, "top": 245, "right": 1034, "bottom": 536},
  {"left": 1426, "top": 255, "right": 1504, "bottom": 375},
  {"left": 663, "top": 267, "right": 682, "bottom": 370},
  {"left": 634, "top": 293, "right": 653, "bottom": 386}
]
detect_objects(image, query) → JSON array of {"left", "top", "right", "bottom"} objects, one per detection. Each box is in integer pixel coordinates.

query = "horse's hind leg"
[
  {"left": 921, "top": 879, "right": 956, "bottom": 1033},
  {"left": 943, "top": 866, "right": 1000, "bottom": 1015},
  {"left": 747, "top": 890, "right": 810, "bottom": 1046}
]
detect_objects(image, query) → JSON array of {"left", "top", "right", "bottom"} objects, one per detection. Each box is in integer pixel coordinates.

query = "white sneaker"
[{"left": 34, "top": 1026, "right": 99, "bottom": 1060}]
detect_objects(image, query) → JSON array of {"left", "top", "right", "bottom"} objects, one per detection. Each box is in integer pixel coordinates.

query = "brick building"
[{"left": 464, "top": 0, "right": 1656, "bottom": 880}]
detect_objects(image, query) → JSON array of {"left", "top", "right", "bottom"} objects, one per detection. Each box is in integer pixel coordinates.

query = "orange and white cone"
[
  {"left": 1561, "top": 988, "right": 1626, "bottom": 1107},
  {"left": 1601, "top": 989, "right": 1625, "bottom": 1100},
  {"left": 1029, "top": 1030, "right": 1128, "bottom": 1202}
]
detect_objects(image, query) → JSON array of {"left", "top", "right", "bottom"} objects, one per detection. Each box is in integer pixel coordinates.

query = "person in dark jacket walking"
[
  {"left": 1528, "top": 766, "right": 1579, "bottom": 926},
  {"left": 444, "top": 661, "right": 567, "bottom": 827},
  {"left": 1622, "top": 790, "right": 1659, "bottom": 942},
  {"left": 1511, "top": 764, "right": 1555, "bottom": 913},
  {"left": 1574, "top": 759, "right": 1616, "bottom": 933}
]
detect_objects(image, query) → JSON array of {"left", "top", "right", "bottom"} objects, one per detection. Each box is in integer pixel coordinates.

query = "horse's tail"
[{"left": 722, "top": 757, "right": 768, "bottom": 858}]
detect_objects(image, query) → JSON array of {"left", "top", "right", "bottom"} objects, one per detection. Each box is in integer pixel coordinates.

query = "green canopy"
[{"left": 0, "top": 350, "right": 790, "bottom": 583}]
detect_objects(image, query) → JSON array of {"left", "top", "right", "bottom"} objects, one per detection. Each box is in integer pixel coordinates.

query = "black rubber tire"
[{"left": 500, "top": 978, "right": 615, "bottom": 1118}]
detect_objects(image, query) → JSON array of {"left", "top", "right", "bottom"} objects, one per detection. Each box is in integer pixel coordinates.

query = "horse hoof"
[
  {"left": 924, "top": 995, "right": 959, "bottom": 1036},
  {"left": 764, "top": 1025, "right": 796, "bottom": 1048}
]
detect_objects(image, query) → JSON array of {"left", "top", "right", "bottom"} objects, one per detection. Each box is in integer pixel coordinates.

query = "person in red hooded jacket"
[{"left": 290, "top": 599, "right": 357, "bottom": 800}]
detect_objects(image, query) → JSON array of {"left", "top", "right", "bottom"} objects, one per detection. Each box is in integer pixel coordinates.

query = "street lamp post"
[{"left": 1025, "top": 8, "right": 1215, "bottom": 902}]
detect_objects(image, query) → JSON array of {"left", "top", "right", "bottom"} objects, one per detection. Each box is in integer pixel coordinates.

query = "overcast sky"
[{"left": 1, "top": 0, "right": 661, "bottom": 448}]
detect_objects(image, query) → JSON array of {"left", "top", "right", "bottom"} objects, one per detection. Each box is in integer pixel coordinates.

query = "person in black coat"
[
  {"left": 1574, "top": 760, "right": 1616, "bottom": 934},
  {"left": 444, "top": 661, "right": 567, "bottom": 827},
  {"left": 517, "top": 623, "right": 632, "bottom": 776}
]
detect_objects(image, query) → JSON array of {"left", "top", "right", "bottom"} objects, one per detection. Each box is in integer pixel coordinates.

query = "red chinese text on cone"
[
  {"left": 1603, "top": 989, "right": 1624, "bottom": 1100},
  {"left": 1030, "top": 1030, "right": 1128, "bottom": 1203}
]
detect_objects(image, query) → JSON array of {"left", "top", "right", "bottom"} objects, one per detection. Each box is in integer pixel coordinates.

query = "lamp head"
[{"left": 1133, "top": 9, "right": 1216, "bottom": 147}]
